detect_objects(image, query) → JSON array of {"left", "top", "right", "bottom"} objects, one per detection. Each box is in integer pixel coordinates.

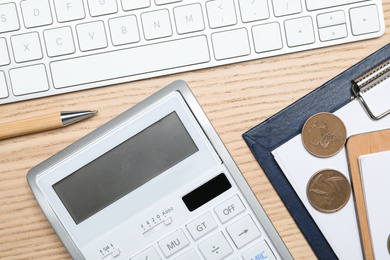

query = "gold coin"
[
  {"left": 302, "top": 112, "right": 347, "bottom": 158},
  {"left": 307, "top": 169, "right": 351, "bottom": 213},
  {"left": 388, "top": 234, "right": 390, "bottom": 254}
]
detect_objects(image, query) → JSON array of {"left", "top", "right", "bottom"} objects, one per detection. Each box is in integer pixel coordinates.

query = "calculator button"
[
  {"left": 158, "top": 229, "right": 190, "bottom": 257},
  {"left": 214, "top": 195, "right": 245, "bottom": 223},
  {"left": 174, "top": 249, "right": 201, "bottom": 260},
  {"left": 242, "top": 240, "right": 276, "bottom": 260},
  {"left": 130, "top": 246, "right": 161, "bottom": 260},
  {"left": 198, "top": 232, "right": 233, "bottom": 260},
  {"left": 186, "top": 212, "right": 218, "bottom": 240},
  {"left": 226, "top": 215, "right": 261, "bottom": 249}
]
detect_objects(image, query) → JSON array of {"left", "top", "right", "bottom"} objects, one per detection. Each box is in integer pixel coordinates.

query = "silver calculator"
[{"left": 27, "top": 80, "right": 292, "bottom": 260}]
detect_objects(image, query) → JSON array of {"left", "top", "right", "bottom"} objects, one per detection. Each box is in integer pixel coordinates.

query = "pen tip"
[{"left": 91, "top": 110, "right": 98, "bottom": 114}]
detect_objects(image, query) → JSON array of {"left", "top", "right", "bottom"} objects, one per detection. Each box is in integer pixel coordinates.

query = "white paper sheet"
[
  {"left": 359, "top": 150, "right": 390, "bottom": 260},
  {"left": 272, "top": 79, "right": 390, "bottom": 259}
]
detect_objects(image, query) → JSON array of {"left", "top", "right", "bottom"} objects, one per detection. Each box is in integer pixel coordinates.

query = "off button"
[{"left": 214, "top": 195, "right": 245, "bottom": 223}]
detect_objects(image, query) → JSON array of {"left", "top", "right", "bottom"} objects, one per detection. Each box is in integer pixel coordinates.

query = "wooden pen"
[{"left": 0, "top": 110, "right": 98, "bottom": 140}]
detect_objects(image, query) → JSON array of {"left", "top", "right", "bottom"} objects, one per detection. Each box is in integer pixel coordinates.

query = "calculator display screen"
[{"left": 53, "top": 112, "right": 198, "bottom": 224}]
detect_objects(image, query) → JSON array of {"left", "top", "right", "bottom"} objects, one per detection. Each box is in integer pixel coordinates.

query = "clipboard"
[
  {"left": 346, "top": 129, "right": 390, "bottom": 260},
  {"left": 242, "top": 43, "right": 390, "bottom": 259}
]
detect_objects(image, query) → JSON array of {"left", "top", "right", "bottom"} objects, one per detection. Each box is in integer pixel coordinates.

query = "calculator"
[{"left": 27, "top": 80, "right": 292, "bottom": 260}]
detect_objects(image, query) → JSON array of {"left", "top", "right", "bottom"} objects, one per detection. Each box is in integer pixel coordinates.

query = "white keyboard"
[{"left": 0, "top": 0, "right": 385, "bottom": 105}]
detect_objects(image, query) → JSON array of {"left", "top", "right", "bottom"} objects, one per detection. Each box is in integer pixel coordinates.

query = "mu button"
[{"left": 158, "top": 229, "right": 190, "bottom": 257}]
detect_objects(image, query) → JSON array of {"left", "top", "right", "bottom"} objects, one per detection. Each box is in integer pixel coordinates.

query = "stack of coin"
[{"left": 302, "top": 113, "right": 351, "bottom": 213}]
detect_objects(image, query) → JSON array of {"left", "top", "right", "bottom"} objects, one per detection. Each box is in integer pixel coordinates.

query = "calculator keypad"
[{"left": 131, "top": 194, "right": 276, "bottom": 260}]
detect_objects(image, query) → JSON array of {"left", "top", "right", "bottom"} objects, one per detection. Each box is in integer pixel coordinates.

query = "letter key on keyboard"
[{"left": 0, "top": 0, "right": 385, "bottom": 104}]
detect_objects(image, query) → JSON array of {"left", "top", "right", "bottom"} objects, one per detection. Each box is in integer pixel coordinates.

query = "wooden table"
[{"left": 1, "top": 3, "right": 389, "bottom": 258}]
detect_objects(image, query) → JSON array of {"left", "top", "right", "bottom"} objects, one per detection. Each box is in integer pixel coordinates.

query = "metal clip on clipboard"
[{"left": 352, "top": 59, "right": 390, "bottom": 120}]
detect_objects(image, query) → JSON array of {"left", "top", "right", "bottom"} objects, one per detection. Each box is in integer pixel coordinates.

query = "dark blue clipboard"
[{"left": 242, "top": 43, "right": 390, "bottom": 259}]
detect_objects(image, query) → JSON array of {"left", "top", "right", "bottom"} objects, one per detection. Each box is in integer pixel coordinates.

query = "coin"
[
  {"left": 307, "top": 169, "right": 351, "bottom": 213},
  {"left": 302, "top": 112, "right": 347, "bottom": 158},
  {"left": 388, "top": 234, "right": 390, "bottom": 254}
]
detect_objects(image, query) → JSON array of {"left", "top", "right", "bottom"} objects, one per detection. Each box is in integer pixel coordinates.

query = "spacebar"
[{"left": 51, "top": 36, "right": 210, "bottom": 89}]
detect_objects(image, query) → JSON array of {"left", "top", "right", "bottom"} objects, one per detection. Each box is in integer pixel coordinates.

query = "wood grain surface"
[{"left": 1, "top": 2, "right": 390, "bottom": 259}]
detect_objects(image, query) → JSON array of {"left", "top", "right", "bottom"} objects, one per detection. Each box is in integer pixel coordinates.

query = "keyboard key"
[
  {"left": 252, "top": 22, "right": 283, "bottom": 53},
  {"left": 319, "top": 24, "right": 347, "bottom": 42},
  {"left": 44, "top": 27, "right": 75, "bottom": 57},
  {"left": 350, "top": 5, "right": 380, "bottom": 36},
  {"left": 198, "top": 232, "right": 233, "bottom": 260},
  {"left": 87, "top": 0, "right": 118, "bottom": 17},
  {"left": 53, "top": 0, "right": 86, "bottom": 22},
  {"left": 11, "top": 32, "right": 43, "bottom": 63},
  {"left": 317, "top": 10, "right": 345, "bottom": 28},
  {"left": 51, "top": 35, "right": 210, "bottom": 88},
  {"left": 20, "top": 0, "right": 53, "bottom": 28},
  {"left": 242, "top": 240, "right": 276, "bottom": 260},
  {"left": 272, "top": 0, "right": 302, "bottom": 17},
  {"left": 238, "top": 0, "right": 269, "bottom": 23},
  {"left": 214, "top": 195, "right": 246, "bottom": 223},
  {"left": 156, "top": 0, "right": 182, "bottom": 5},
  {"left": 226, "top": 215, "right": 261, "bottom": 249},
  {"left": 0, "top": 38, "right": 10, "bottom": 66},
  {"left": 186, "top": 212, "right": 218, "bottom": 240},
  {"left": 141, "top": 9, "right": 173, "bottom": 40},
  {"left": 76, "top": 21, "right": 108, "bottom": 51},
  {"left": 130, "top": 246, "right": 161, "bottom": 260},
  {"left": 284, "top": 16, "right": 315, "bottom": 47},
  {"left": 0, "top": 3, "right": 20, "bottom": 33},
  {"left": 174, "top": 4, "right": 205, "bottom": 34},
  {"left": 158, "top": 229, "right": 190, "bottom": 257},
  {"left": 306, "top": 0, "right": 367, "bottom": 11},
  {"left": 109, "top": 15, "right": 140, "bottom": 46},
  {"left": 0, "top": 71, "right": 8, "bottom": 99},
  {"left": 206, "top": 0, "right": 237, "bottom": 28},
  {"left": 212, "top": 28, "right": 250, "bottom": 60},
  {"left": 174, "top": 249, "right": 201, "bottom": 260},
  {"left": 10, "top": 64, "right": 49, "bottom": 96},
  {"left": 122, "top": 0, "right": 151, "bottom": 11}
]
